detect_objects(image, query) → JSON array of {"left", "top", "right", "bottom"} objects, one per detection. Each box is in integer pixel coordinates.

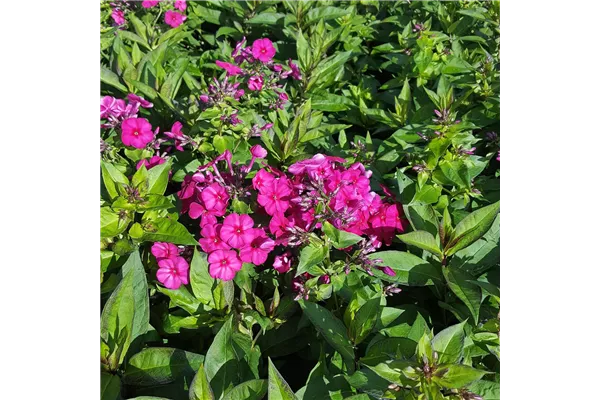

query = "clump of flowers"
[
  {"left": 175, "top": 146, "right": 407, "bottom": 289},
  {"left": 100, "top": 94, "right": 153, "bottom": 129},
  {"left": 151, "top": 242, "right": 189, "bottom": 289}
]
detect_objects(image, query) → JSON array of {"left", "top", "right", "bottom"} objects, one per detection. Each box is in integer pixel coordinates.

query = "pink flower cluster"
[
  {"left": 256, "top": 154, "right": 408, "bottom": 248},
  {"left": 206, "top": 37, "right": 300, "bottom": 111},
  {"left": 100, "top": 94, "right": 152, "bottom": 129},
  {"left": 151, "top": 242, "right": 189, "bottom": 289},
  {"left": 140, "top": 1, "right": 187, "bottom": 28}
]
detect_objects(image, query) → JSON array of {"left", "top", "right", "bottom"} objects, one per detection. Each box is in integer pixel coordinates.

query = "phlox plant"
[{"left": 101, "top": 2, "right": 500, "bottom": 400}]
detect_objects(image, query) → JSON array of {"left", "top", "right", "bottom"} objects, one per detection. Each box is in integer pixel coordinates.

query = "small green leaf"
[
  {"left": 431, "top": 321, "right": 466, "bottom": 364},
  {"left": 295, "top": 242, "right": 328, "bottom": 276},
  {"left": 189, "top": 364, "right": 214, "bottom": 400},
  {"left": 397, "top": 231, "right": 442, "bottom": 258},
  {"left": 445, "top": 202, "right": 500, "bottom": 256},
  {"left": 443, "top": 267, "right": 482, "bottom": 323},
  {"left": 142, "top": 218, "right": 198, "bottom": 245},
  {"left": 123, "top": 347, "right": 204, "bottom": 386},
  {"left": 432, "top": 364, "right": 488, "bottom": 389},
  {"left": 367, "top": 251, "right": 443, "bottom": 286},
  {"left": 350, "top": 295, "right": 381, "bottom": 345},
  {"left": 268, "top": 358, "right": 297, "bottom": 400},
  {"left": 101, "top": 66, "right": 127, "bottom": 92},
  {"left": 322, "top": 221, "right": 364, "bottom": 249}
]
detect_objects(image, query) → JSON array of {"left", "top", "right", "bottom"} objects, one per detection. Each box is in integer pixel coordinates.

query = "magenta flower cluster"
[
  {"left": 151, "top": 242, "right": 189, "bottom": 289},
  {"left": 111, "top": 1, "right": 187, "bottom": 29}
]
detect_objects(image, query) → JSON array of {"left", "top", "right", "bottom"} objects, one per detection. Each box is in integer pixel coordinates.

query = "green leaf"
[
  {"left": 432, "top": 364, "right": 488, "bottom": 389},
  {"left": 118, "top": 30, "right": 150, "bottom": 50},
  {"left": 366, "top": 337, "right": 418, "bottom": 359},
  {"left": 156, "top": 285, "right": 202, "bottom": 315},
  {"left": 322, "top": 221, "right": 364, "bottom": 249},
  {"left": 445, "top": 202, "right": 500, "bottom": 256},
  {"left": 307, "top": 51, "right": 353, "bottom": 91},
  {"left": 295, "top": 242, "right": 328, "bottom": 276},
  {"left": 189, "top": 364, "right": 214, "bottom": 400},
  {"left": 305, "top": 6, "right": 350, "bottom": 25},
  {"left": 247, "top": 12, "right": 286, "bottom": 25},
  {"left": 467, "top": 380, "right": 500, "bottom": 400},
  {"left": 222, "top": 379, "right": 267, "bottom": 400},
  {"left": 101, "top": 161, "right": 128, "bottom": 200},
  {"left": 101, "top": 270, "right": 134, "bottom": 369},
  {"left": 190, "top": 249, "right": 229, "bottom": 310},
  {"left": 443, "top": 267, "right": 482, "bottom": 323},
  {"left": 101, "top": 372, "right": 121, "bottom": 400},
  {"left": 142, "top": 218, "right": 197, "bottom": 245},
  {"left": 123, "top": 347, "right": 205, "bottom": 386},
  {"left": 449, "top": 214, "right": 499, "bottom": 275},
  {"left": 360, "top": 358, "right": 416, "bottom": 386},
  {"left": 121, "top": 251, "right": 150, "bottom": 342},
  {"left": 160, "top": 59, "right": 189, "bottom": 100},
  {"left": 268, "top": 358, "right": 297, "bottom": 400},
  {"left": 101, "top": 207, "right": 130, "bottom": 238},
  {"left": 296, "top": 30, "right": 311, "bottom": 72},
  {"left": 431, "top": 321, "right": 466, "bottom": 364},
  {"left": 147, "top": 160, "right": 172, "bottom": 195},
  {"left": 349, "top": 295, "right": 381, "bottom": 345},
  {"left": 413, "top": 185, "right": 442, "bottom": 204},
  {"left": 397, "top": 231, "right": 442, "bottom": 258},
  {"left": 367, "top": 251, "right": 443, "bottom": 286},
  {"left": 442, "top": 57, "right": 473, "bottom": 74},
  {"left": 299, "top": 300, "right": 355, "bottom": 373},
  {"left": 204, "top": 315, "right": 251, "bottom": 398},
  {"left": 101, "top": 66, "right": 127, "bottom": 92},
  {"left": 405, "top": 204, "right": 439, "bottom": 237}
]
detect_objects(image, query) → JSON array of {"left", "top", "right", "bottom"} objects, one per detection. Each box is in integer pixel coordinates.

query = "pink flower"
[
  {"left": 250, "top": 145, "right": 267, "bottom": 159},
  {"left": 258, "top": 178, "right": 292, "bottom": 216},
  {"left": 164, "top": 121, "right": 187, "bottom": 151},
  {"left": 287, "top": 154, "right": 328, "bottom": 175},
  {"left": 199, "top": 94, "right": 210, "bottom": 103},
  {"left": 189, "top": 202, "right": 221, "bottom": 227},
  {"left": 239, "top": 229, "right": 275, "bottom": 265},
  {"left": 127, "top": 93, "right": 153, "bottom": 108},
  {"left": 288, "top": 59, "right": 302, "bottom": 80},
  {"left": 151, "top": 242, "right": 180, "bottom": 260},
  {"left": 278, "top": 91, "right": 289, "bottom": 102},
  {"left": 142, "top": 0, "right": 159, "bottom": 8},
  {"left": 121, "top": 118, "right": 155, "bottom": 149},
  {"left": 252, "top": 38, "right": 276, "bottom": 63},
  {"left": 157, "top": 256, "right": 189, "bottom": 289},
  {"left": 378, "top": 266, "right": 397, "bottom": 277},
  {"left": 101, "top": 96, "right": 117, "bottom": 119},
  {"left": 174, "top": 0, "right": 187, "bottom": 11},
  {"left": 208, "top": 249, "right": 242, "bottom": 281},
  {"left": 248, "top": 75, "right": 264, "bottom": 91},
  {"left": 136, "top": 155, "right": 166, "bottom": 170},
  {"left": 199, "top": 224, "right": 231, "bottom": 253},
  {"left": 201, "top": 183, "right": 230, "bottom": 211},
  {"left": 220, "top": 213, "right": 255, "bottom": 249},
  {"left": 165, "top": 10, "right": 186, "bottom": 28},
  {"left": 111, "top": 9, "right": 126, "bottom": 25},
  {"left": 273, "top": 251, "right": 292, "bottom": 273},
  {"left": 215, "top": 60, "right": 242, "bottom": 76},
  {"left": 252, "top": 169, "right": 275, "bottom": 192},
  {"left": 268, "top": 213, "right": 293, "bottom": 239}
]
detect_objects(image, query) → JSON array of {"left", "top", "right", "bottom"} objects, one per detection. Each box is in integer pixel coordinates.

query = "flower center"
[
  {"left": 236, "top": 228, "right": 242, "bottom": 234},
  {"left": 133, "top": 130, "right": 139, "bottom": 136},
  {"left": 221, "top": 259, "right": 227, "bottom": 265}
]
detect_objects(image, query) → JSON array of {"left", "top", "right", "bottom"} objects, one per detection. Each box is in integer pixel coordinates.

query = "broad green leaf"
[
  {"left": 305, "top": 6, "right": 350, "bottom": 25},
  {"left": 397, "top": 231, "right": 442, "bottom": 258},
  {"left": 156, "top": 285, "right": 202, "bottom": 315},
  {"left": 101, "top": 66, "right": 127, "bottom": 92},
  {"left": 247, "top": 12, "right": 285, "bottom": 25},
  {"left": 101, "top": 207, "right": 130, "bottom": 238},
  {"left": 367, "top": 251, "right": 443, "bottom": 286},
  {"left": 268, "top": 358, "right": 297, "bottom": 400},
  {"left": 142, "top": 217, "right": 198, "bottom": 245},
  {"left": 189, "top": 364, "right": 214, "bottom": 400},
  {"left": 361, "top": 359, "right": 416, "bottom": 386},
  {"left": 349, "top": 295, "right": 381, "bottom": 345},
  {"left": 405, "top": 204, "right": 439, "bottom": 237},
  {"left": 443, "top": 267, "right": 482, "bottom": 323},
  {"left": 445, "top": 202, "right": 500, "bottom": 256},
  {"left": 365, "top": 337, "right": 418, "bottom": 359},
  {"left": 121, "top": 251, "right": 150, "bottom": 342},
  {"left": 160, "top": 59, "right": 189, "bottom": 100},
  {"left": 295, "top": 242, "right": 328, "bottom": 276},
  {"left": 322, "top": 221, "right": 364, "bottom": 249},
  {"left": 101, "top": 161, "right": 128, "bottom": 200},
  {"left": 431, "top": 321, "right": 466, "bottom": 364},
  {"left": 147, "top": 160, "right": 172, "bottom": 195},
  {"left": 190, "top": 249, "right": 229, "bottom": 310},
  {"left": 123, "top": 347, "right": 204, "bottom": 386},
  {"left": 413, "top": 185, "right": 442, "bottom": 204},
  {"left": 101, "top": 270, "right": 134, "bottom": 369},
  {"left": 449, "top": 215, "right": 499, "bottom": 275},
  {"left": 468, "top": 380, "right": 500, "bottom": 400},
  {"left": 299, "top": 300, "right": 355, "bottom": 373},
  {"left": 223, "top": 379, "right": 267, "bottom": 400},
  {"left": 101, "top": 372, "right": 121, "bottom": 400},
  {"left": 307, "top": 51, "right": 353, "bottom": 91},
  {"left": 432, "top": 364, "right": 488, "bottom": 389}
]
